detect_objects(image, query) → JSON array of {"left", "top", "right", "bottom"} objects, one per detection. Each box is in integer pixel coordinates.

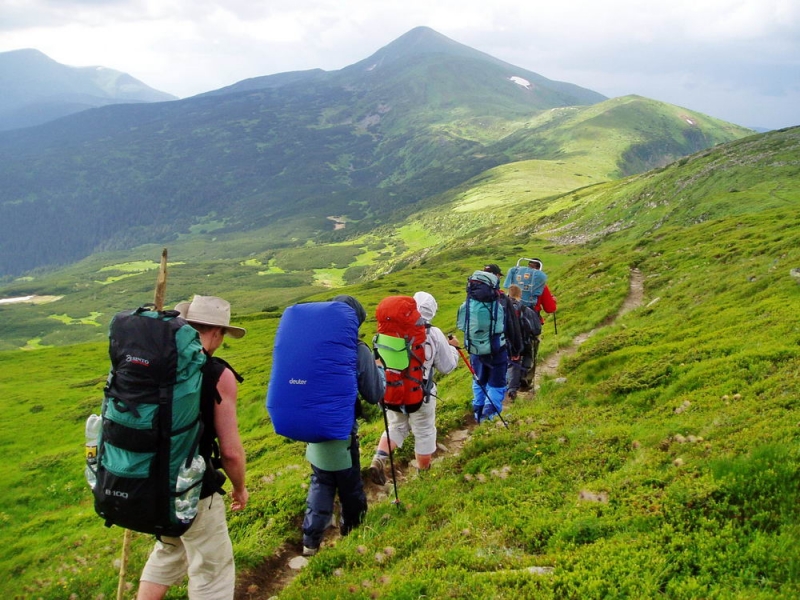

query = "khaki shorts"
[
  {"left": 386, "top": 396, "right": 437, "bottom": 456},
  {"left": 140, "top": 493, "right": 234, "bottom": 599}
]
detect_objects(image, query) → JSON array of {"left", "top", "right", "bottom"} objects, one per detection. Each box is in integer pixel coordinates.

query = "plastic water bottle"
[
  {"left": 84, "top": 414, "right": 102, "bottom": 489},
  {"left": 175, "top": 455, "right": 206, "bottom": 522}
]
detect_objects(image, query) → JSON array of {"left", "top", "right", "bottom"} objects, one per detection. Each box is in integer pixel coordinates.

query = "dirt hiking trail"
[{"left": 235, "top": 268, "right": 645, "bottom": 599}]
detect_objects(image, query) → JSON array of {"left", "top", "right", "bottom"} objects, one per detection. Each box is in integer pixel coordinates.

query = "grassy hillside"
[
  {"left": 1, "top": 127, "right": 798, "bottom": 599},
  {"left": 0, "top": 101, "right": 752, "bottom": 352}
]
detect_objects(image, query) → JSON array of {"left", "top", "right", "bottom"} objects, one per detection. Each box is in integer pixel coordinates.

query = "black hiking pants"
[
  {"left": 518, "top": 341, "right": 534, "bottom": 387},
  {"left": 302, "top": 433, "right": 367, "bottom": 549}
]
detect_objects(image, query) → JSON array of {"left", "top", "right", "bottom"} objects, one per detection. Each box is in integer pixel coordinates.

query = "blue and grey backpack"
[
  {"left": 266, "top": 301, "right": 359, "bottom": 442},
  {"left": 457, "top": 270, "right": 506, "bottom": 355},
  {"left": 503, "top": 258, "right": 548, "bottom": 308},
  {"left": 91, "top": 306, "right": 207, "bottom": 538}
]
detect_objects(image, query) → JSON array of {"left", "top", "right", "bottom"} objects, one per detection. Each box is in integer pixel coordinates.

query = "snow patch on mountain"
[{"left": 509, "top": 76, "right": 531, "bottom": 89}]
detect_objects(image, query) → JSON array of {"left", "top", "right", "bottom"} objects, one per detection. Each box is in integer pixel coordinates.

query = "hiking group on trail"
[{"left": 84, "top": 255, "right": 556, "bottom": 599}]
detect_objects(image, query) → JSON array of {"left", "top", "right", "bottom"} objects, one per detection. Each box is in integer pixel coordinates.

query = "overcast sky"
[{"left": 1, "top": 0, "right": 798, "bottom": 130}]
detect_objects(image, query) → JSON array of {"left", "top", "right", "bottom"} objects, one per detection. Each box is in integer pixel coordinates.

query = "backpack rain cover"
[
  {"left": 267, "top": 301, "right": 359, "bottom": 442},
  {"left": 374, "top": 295, "right": 427, "bottom": 413}
]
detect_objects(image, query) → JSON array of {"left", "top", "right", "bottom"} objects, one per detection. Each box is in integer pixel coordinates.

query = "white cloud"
[{"left": 0, "top": 0, "right": 798, "bottom": 128}]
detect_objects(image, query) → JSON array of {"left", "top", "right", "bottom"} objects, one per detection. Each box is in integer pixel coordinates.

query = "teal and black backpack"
[
  {"left": 457, "top": 270, "right": 506, "bottom": 355},
  {"left": 91, "top": 306, "right": 207, "bottom": 538}
]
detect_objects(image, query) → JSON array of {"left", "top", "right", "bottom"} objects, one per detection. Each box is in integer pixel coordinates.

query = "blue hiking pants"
[{"left": 470, "top": 348, "right": 508, "bottom": 420}]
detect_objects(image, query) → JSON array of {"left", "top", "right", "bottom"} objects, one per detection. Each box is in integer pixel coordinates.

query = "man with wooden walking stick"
[
  {"left": 137, "top": 294, "right": 249, "bottom": 600},
  {"left": 88, "top": 251, "right": 248, "bottom": 599}
]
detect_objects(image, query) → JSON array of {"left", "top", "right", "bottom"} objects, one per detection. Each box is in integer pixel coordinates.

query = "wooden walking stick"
[
  {"left": 153, "top": 248, "right": 168, "bottom": 312},
  {"left": 117, "top": 248, "right": 168, "bottom": 600},
  {"left": 116, "top": 529, "right": 132, "bottom": 600}
]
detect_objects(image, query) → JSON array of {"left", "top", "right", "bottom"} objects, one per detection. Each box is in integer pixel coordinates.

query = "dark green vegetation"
[
  {"left": 0, "top": 27, "right": 750, "bottom": 277},
  {"left": 0, "top": 91, "right": 752, "bottom": 351},
  {"left": 1, "top": 126, "right": 798, "bottom": 598}
]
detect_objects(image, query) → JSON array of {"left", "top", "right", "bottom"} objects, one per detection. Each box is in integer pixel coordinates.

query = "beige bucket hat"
[{"left": 174, "top": 295, "right": 246, "bottom": 338}]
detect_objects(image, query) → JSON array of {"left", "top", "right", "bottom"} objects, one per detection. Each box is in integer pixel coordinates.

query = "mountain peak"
[
  {"left": 390, "top": 26, "right": 458, "bottom": 49},
  {"left": 354, "top": 26, "right": 489, "bottom": 68},
  {"left": 1, "top": 48, "right": 48, "bottom": 58}
]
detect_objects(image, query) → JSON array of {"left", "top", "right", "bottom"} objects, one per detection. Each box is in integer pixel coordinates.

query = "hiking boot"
[
  {"left": 508, "top": 391, "right": 517, "bottom": 401},
  {"left": 368, "top": 456, "right": 387, "bottom": 485},
  {"left": 302, "top": 546, "right": 318, "bottom": 557}
]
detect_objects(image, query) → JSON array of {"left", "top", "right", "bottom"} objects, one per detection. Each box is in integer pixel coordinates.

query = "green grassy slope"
[
  {"left": 492, "top": 95, "right": 753, "bottom": 178},
  {"left": 0, "top": 104, "right": 751, "bottom": 352},
  {"left": 0, "top": 27, "right": 607, "bottom": 278},
  {"left": 0, "top": 127, "right": 798, "bottom": 599}
]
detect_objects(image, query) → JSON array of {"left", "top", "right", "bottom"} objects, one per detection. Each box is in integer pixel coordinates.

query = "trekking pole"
[
  {"left": 379, "top": 403, "right": 402, "bottom": 507},
  {"left": 552, "top": 311, "right": 559, "bottom": 353},
  {"left": 117, "top": 248, "right": 168, "bottom": 599},
  {"left": 531, "top": 337, "right": 540, "bottom": 391},
  {"left": 450, "top": 340, "right": 509, "bottom": 429}
]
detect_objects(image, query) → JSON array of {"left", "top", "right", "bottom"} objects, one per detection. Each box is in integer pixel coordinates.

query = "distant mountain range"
[
  {"left": 0, "top": 27, "right": 753, "bottom": 278},
  {"left": 0, "top": 48, "right": 177, "bottom": 131}
]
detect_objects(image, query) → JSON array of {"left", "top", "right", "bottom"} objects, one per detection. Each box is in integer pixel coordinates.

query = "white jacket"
[{"left": 414, "top": 291, "right": 459, "bottom": 396}]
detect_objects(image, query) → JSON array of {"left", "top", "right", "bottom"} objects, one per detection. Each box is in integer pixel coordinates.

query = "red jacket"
[{"left": 535, "top": 285, "right": 557, "bottom": 316}]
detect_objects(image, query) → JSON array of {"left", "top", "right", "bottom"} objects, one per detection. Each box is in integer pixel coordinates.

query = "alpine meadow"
[{"left": 1, "top": 26, "right": 799, "bottom": 600}]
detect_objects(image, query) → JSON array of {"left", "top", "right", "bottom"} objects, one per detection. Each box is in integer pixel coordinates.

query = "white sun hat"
[{"left": 174, "top": 295, "right": 246, "bottom": 338}]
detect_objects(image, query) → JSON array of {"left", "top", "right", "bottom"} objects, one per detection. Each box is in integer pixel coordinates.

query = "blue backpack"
[
  {"left": 504, "top": 260, "right": 547, "bottom": 308},
  {"left": 457, "top": 270, "right": 506, "bottom": 355},
  {"left": 266, "top": 301, "right": 359, "bottom": 442}
]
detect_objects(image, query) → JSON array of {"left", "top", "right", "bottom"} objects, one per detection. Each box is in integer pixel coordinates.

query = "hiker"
[
  {"left": 137, "top": 295, "right": 248, "bottom": 600},
  {"left": 503, "top": 258, "right": 548, "bottom": 309},
  {"left": 519, "top": 260, "right": 557, "bottom": 391},
  {"left": 301, "top": 294, "right": 385, "bottom": 557},
  {"left": 483, "top": 264, "right": 523, "bottom": 405},
  {"left": 484, "top": 264, "right": 524, "bottom": 364},
  {"left": 368, "top": 291, "right": 460, "bottom": 484},
  {"left": 457, "top": 265, "right": 522, "bottom": 423},
  {"left": 506, "top": 284, "right": 541, "bottom": 399}
]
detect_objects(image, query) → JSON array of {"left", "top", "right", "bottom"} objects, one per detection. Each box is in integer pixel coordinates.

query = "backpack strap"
[
  {"left": 199, "top": 355, "right": 244, "bottom": 497},
  {"left": 420, "top": 322, "right": 435, "bottom": 403},
  {"left": 490, "top": 296, "right": 500, "bottom": 353}
]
